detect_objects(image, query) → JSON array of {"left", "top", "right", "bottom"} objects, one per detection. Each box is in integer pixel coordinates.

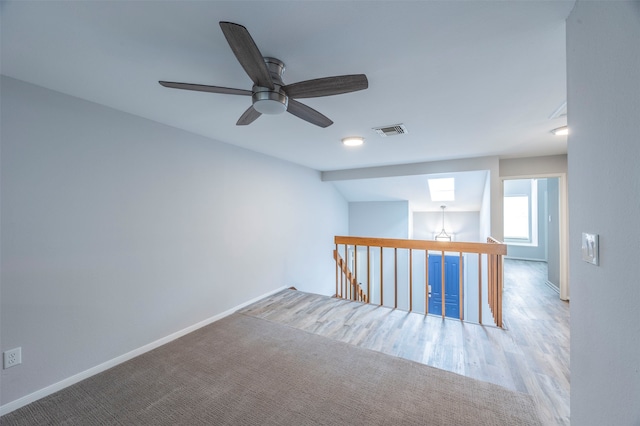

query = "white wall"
[
  {"left": 413, "top": 211, "right": 480, "bottom": 242},
  {"left": 478, "top": 171, "right": 492, "bottom": 241},
  {"left": 567, "top": 2, "right": 640, "bottom": 425},
  {"left": 0, "top": 77, "right": 348, "bottom": 408}
]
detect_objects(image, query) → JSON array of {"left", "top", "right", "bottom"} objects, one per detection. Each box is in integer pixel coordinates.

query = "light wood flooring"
[{"left": 239, "top": 259, "right": 570, "bottom": 425}]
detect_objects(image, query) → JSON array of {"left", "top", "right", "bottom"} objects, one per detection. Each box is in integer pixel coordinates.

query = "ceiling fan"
[{"left": 159, "top": 22, "right": 368, "bottom": 128}]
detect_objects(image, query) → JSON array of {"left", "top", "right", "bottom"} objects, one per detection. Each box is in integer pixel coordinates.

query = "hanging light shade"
[{"left": 435, "top": 205, "right": 452, "bottom": 242}]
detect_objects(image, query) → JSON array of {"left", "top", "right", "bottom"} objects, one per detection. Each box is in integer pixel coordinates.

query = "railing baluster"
[
  {"left": 478, "top": 253, "right": 482, "bottom": 325},
  {"left": 497, "top": 256, "right": 500, "bottom": 322},
  {"left": 441, "top": 250, "right": 445, "bottom": 320},
  {"left": 340, "top": 251, "right": 344, "bottom": 299},
  {"left": 344, "top": 244, "right": 348, "bottom": 300},
  {"left": 380, "top": 247, "right": 383, "bottom": 306},
  {"left": 367, "top": 246, "right": 371, "bottom": 304},
  {"left": 354, "top": 245, "right": 358, "bottom": 301},
  {"left": 459, "top": 251, "right": 463, "bottom": 321},
  {"left": 425, "top": 250, "right": 429, "bottom": 315},
  {"left": 494, "top": 255, "right": 498, "bottom": 324},
  {"left": 394, "top": 248, "right": 398, "bottom": 309},
  {"left": 487, "top": 255, "right": 495, "bottom": 319},
  {"left": 335, "top": 246, "right": 339, "bottom": 298},
  {"left": 341, "top": 256, "right": 344, "bottom": 299},
  {"left": 487, "top": 254, "right": 493, "bottom": 322},
  {"left": 409, "top": 248, "right": 413, "bottom": 312},
  {"left": 497, "top": 254, "right": 503, "bottom": 327},
  {"left": 491, "top": 254, "right": 496, "bottom": 323}
]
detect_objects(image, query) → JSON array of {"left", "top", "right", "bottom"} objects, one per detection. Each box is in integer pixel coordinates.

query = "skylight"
[{"left": 428, "top": 177, "right": 455, "bottom": 201}]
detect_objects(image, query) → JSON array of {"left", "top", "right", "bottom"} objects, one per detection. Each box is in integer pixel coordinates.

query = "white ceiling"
[{"left": 1, "top": 1, "right": 573, "bottom": 210}]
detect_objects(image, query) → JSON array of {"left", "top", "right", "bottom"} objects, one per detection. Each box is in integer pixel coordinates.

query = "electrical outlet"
[{"left": 3, "top": 347, "right": 22, "bottom": 369}]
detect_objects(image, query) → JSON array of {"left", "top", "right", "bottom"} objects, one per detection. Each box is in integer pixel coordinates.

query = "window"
[
  {"left": 428, "top": 178, "right": 455, "bottom": 201},
  {"left": 504, "top": 196, "right": 530, "bottom": 239},
  {"left": 503, "top": 179, "right": 538, "bottom": 245}
]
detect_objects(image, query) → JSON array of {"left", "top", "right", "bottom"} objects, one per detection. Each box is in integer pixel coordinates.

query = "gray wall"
[
  {"left": 567, "top": 2, "right": 640, "bottom": 425},
  {"left": 349, "top": 201, "right": 409, "bottom": 239},
  {"left": 0, "top": 77, "right": 348, "bottom": 407},
  {"left": 499, "top": 155, "right": 568, "bottom": 177}
]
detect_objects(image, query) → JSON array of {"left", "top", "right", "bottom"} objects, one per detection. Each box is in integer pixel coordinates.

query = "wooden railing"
[
  {"left": 333, "top": 250, "right": 368, "bottom": 303},
  {"left": 486, "top": 237, "right": 504, "bottom": 328},
  {"left": 334, "top": 236, "right": 508, "bottom": 327}
]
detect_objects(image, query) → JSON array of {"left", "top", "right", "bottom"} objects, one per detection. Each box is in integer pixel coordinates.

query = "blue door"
[{"left": 428, "top": 255, "right": 461, "bottom": 318}]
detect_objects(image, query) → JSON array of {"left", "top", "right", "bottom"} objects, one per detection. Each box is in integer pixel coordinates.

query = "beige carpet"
[{"left": 2, "top": 313, "right": 541, "bottom": 425}]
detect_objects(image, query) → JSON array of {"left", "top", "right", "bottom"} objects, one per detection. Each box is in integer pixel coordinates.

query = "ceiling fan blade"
[
  {"left": 236, "top": 106, "right": 262, "bottom": 126},
  {"left": 219, "top": 22, "right": 274, "bottom": 89},
  {"left": 283, "top": 74, "right": 368, "bottom": 99},
  {"left": 287, "top": 99, "right": 333, "bottom": 128},
  {"left": 159, "top": 81, "right": 252, "bottom": 96}
]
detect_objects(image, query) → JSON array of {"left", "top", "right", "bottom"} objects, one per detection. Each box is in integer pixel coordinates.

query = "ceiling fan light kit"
[
  {"left": 252, "top": 88, "right": 288, "bottom": 114},
  {"left": 159, "top": 21, "right": 368, "bottom": 128}
]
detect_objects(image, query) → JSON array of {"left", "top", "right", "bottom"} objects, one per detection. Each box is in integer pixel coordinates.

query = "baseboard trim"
[
  {"left": 544, "top": 280, "right": 560, "bottom": 294},
  {"left": 504, "top": 256, "right": 548, "bottom": 263},
  {"left": 0, "top": 286, "right": 287, "bottom": 416}
]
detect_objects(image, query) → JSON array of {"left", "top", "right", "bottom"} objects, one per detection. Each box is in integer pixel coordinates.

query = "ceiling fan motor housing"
[
  {"left": 264, "top": 57, "right": 285, "bottom": 83},
  {"left": 252, "top": 57, "right": 288, "bottom": 114}
]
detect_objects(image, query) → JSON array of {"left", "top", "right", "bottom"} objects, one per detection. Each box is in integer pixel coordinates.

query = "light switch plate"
[{"left": 581, "top": 232, "right": 599, "bottom": 265}]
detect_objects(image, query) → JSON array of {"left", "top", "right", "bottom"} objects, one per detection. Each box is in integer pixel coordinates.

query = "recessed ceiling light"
[
  {"left": 551, "top": 126, "right": 569, "bottom": 136},
  {"left": 342, "top": 136, "right": 364, "bottom": 147}
]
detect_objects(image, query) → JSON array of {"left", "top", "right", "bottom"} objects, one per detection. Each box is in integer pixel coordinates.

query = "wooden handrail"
[
  {"left": 333, "top": 235, "right": 507, "bottom": 328},
  {"left": 334, "top": 236, "right": 507, "bottom": 255}
]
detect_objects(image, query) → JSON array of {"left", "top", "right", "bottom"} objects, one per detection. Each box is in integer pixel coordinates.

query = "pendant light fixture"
[{"left": 435, "top": 205, "right": 452, "bottom": 242}]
